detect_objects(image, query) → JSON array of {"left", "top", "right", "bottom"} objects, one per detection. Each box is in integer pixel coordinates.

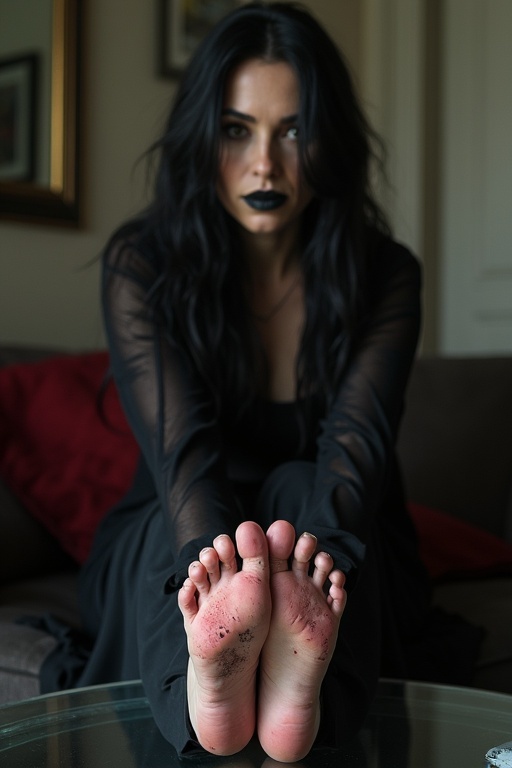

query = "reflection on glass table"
[{"left": 1, "top": 679, "right": 511, "bottom": 768}]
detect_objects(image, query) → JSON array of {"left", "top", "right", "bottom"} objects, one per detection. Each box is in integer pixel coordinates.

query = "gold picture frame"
[
  {"left": 0, "top": 0, "right": 81, "bottom": 226},
  {"left": 160, "top": 0, "right": 240, "bottom": 77}
]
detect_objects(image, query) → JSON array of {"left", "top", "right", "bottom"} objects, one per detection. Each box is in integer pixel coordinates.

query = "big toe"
[
  {"left": 236, "top": 521, "right": 269, "bottom": 571},
  {"left": 266, "top": 520, "right": 296, "bottom": 572}
]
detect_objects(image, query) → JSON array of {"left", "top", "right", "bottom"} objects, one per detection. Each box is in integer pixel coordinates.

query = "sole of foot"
[
  {"left": 257, "top": 520, "right": 347, "bottom": 762},
  {"left": 178, "top": 520, "right": 272, "bottom": 755}
]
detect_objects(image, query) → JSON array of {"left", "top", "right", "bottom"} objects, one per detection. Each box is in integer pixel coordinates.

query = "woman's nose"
[{"left": 252, "top": 137, "right": 280, "bottom": 179}]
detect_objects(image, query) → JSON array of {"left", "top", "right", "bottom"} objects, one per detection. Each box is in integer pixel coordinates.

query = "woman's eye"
[
  {"left": 223, "top": 123, "right": 248, "bottom": 140},
  {"left": 285, "top": 126, "right": 299, "bottom": 140}
]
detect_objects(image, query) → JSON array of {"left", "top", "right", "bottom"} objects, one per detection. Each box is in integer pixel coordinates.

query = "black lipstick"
[{"left": 243, "top": 191, "right": 287, "bottom": 211}]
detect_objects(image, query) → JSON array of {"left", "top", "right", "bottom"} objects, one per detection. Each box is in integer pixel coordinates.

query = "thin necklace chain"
[{"left": 250, "top": 274, "right": 302, "bottom": 323}]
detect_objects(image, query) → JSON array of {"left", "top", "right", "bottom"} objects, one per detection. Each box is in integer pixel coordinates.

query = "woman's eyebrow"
[
  {"left": 222, "top": 108, "right": 256, "bottom": 122},
  {"left": 222, "top": 108, "right": 298, "bottom": 124}
]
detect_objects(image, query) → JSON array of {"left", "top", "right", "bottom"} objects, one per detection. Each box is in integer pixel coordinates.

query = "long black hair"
[{"left": 106, "top": 1, "right": 390, "bottom": 417}]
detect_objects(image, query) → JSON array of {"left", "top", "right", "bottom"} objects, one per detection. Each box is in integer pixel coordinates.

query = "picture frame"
[
  {"left": 0, "top": 54, "right": 37, "bottom": 182},
  {"left": 160, "top": 0, "right": 241, "bottom": 77}
]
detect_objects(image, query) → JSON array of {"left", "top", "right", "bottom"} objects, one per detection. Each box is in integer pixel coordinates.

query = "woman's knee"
[{"left": 255, "top": 461, "right": 316, "bottom": 527}]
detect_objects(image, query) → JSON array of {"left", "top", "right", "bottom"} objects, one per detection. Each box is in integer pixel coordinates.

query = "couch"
[{"left": 1, "top": 346, "right": 511, "bottom": 705}]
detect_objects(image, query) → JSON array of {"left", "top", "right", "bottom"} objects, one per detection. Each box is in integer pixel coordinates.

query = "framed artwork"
[
  {"left": 160, "top": 0, "right": 241, "bottom": 77},
  {"left": 0, "top": 54, "right": 37, "bottom": 182}
]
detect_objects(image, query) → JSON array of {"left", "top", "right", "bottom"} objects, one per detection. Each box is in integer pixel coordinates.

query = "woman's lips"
[{"left": 243, "top": 191, "right": 287, "bottom": 211}]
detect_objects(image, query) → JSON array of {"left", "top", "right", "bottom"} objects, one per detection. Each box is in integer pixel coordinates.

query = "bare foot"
[
  {"left": 257, "top": 520, "right": 347, "bottom": 762},
  {"left": 177, "top": 521, "right": 271, "bottom": 755}
]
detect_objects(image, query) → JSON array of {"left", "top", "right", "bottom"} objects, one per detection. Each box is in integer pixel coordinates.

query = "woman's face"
[{"left": 216, "top": 58, "right": 313, "bottom": 238}]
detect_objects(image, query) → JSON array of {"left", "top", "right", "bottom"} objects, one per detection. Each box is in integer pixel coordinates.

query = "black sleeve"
[
  {"left": 102, "top": 243, "right": 243, "bottom": 574},
  {"left": 310, "top": 241, "right": 422, "bottom": 570}
]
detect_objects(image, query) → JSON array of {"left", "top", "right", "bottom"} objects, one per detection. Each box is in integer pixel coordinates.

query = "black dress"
[{"left": 55, "top": 236, "right": 473, "bottom": 754}]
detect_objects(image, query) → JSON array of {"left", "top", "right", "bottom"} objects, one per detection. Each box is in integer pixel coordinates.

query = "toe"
[
  {"left": 199, "top": 546, "right": 222, "bottom": 585},
  {"left": 266, "top": 520, "right": 295, "bottom": 574},
  {"left": 213, "top": 534, "right": 237, "bottom": 573},
  {"left": 237, "top": 521, "right": 270, "bottom": 579},
  {"left": 188, "top": 560, "right": 210, "bottom": 595},
  {"left": 311, "top": 551, "right": 334, "bottom": 588},
  {"left": 292, "top": 532, "right": 318, "bottom": 574},
  {"left": 329, "top": 569, "right": 346, "bottom": 590},
  {"left": 327, "top": 578, "right": 347, "bottom": 618},
  {"left": 178, "top": 577, "right": 198, "bottom": 621},
  {"left": 237, "top": 521, "right": 268, "bottom": 555}
]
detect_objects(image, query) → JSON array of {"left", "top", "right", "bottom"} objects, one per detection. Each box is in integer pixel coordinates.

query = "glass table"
[{"left": 1, "top": 679, "right": 511, "bottom": 767}]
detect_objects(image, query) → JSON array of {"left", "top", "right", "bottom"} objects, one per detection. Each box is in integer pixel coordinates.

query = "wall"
[
  {"left": 1, "top": 0, "right": 172, "bottom": 350},
  {"left": 438, "top": 0, "right": 512, "bottom": 354},
  {"left": 360, "top": 0, "right": 512, "bottom": 356},
  {"left": 0, "top": 0, "right": 362, "bottom": 351}
]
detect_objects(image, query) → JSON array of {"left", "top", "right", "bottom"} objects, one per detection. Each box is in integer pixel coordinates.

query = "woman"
[{"left": 76, "top": 2, "right": 433, "bottom": 761}]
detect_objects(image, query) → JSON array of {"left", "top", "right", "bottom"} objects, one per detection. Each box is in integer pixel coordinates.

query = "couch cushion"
[
  {"left": 0, "top": 352, "right": 139, "bottom": 564},
  {"left": 0, "top": 572, "right": 80, "bottom": 627},
  {"left": 0, "top": 623, "right": 58, "bottom": 705},
  {"left": 0, "top": 573, "right": 81, "bottom": 706},
  {"left": 398, "top": 356, "right": 512, "bottom": 540},
  {"left": 410, "top": 503, "right": 512, "bottom": 582}
]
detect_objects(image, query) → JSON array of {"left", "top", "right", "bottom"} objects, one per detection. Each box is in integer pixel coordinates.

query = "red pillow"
[
  {"left": 0, "top": 352, "right": 139, "bottom": 563},
  {"left": 409, "top": 502, "right": 512, "bottom": 582}
]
